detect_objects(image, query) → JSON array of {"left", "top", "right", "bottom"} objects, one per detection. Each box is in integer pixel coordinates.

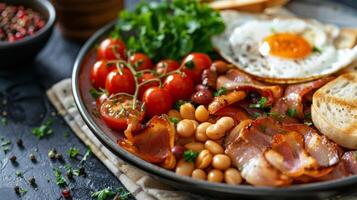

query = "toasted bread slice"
[
  {"left": 312, "top": 72, "right": 357, "bottom": 149},
  {"left": 209, "top": 0, "right": 289, "bottom": 12},
  {"left": 335, "top": 28, "right": 357, "bottom": 49}
]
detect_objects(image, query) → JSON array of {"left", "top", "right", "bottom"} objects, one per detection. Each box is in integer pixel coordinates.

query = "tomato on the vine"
[
  {"left": 138, "top": 73, "right": 159, "bottom": 100},
  {"left": 155, "top": 59, "right": 180, "bottom": 75},
  {"left": 128, "top": 53, "right": 154, "bottom": 71},
  {"left": 181, "top": 53, "right": 212, "bottom": 83},
  {"left": 100, "top": 95, "right": 145, "bottom": 131},
  {"left": 163, "top": 73, "right": 194, "bottom": 101},
  {"left": 105, "top": 68, "right": 135, "bottom": 95},
  {"left": 97, "top": 38, "right": 127, "bottom": 60},
  {"left": 142, "top": 87, "right": 173, "bottom": 118},
  {"left": 90, "top": 60, "right": 115, "bottom": 89}
]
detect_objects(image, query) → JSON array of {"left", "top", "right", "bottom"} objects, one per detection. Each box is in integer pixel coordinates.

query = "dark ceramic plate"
[{"left": 72, "top": 22, "right": 357, "bottom": 200}]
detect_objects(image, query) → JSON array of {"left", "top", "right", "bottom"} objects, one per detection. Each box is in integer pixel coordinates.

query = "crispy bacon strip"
[
  {"left": 119, "top": 116, "right": 175, "bottom": 163},
  {"left": 225, "top": 117, "right": 341, "bottom": 186},
  {"left": 272, "top": 77, "right": 334, "bottom": 118},
  {"left": 216, "top": 69, "right": 283, "bottom": 105},
  {"left": 319, "top": 151, "right": 357, "bottom": 181}
]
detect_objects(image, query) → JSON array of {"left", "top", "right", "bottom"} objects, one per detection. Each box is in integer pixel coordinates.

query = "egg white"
[{"left": 228, "top": 18, "right": 357, "bottom": 79}]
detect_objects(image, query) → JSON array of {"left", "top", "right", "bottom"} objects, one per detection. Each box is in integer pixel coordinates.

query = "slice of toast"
[
  {"left": 312, "top": 72, "right": 357, "bottom": 149},
  {"left": 209, "top": 0, "right": 289, "bottom": 12}
]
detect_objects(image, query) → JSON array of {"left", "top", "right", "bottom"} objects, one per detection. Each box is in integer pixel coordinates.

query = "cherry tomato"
[
  {"left": 155, "top": 59, "right": 180, "bottom": 75},
  {"left": 163, "top": 73, "right": 194, "bottom": 101},
  {"left": 142, "top": 87, "right": 173, "bottom": 118},
  {"left": 100, "top": 95, "right": 145, "bottom": 131},
  {"left": 181, "top": 53, "right": 212, "bottom": 83},
  {"left": 97, "top": 38, "right": 127, "bottom": 60},
  {"left": 90, "top": 60, "right": 115, "bottom": 89},
  {"left": 96, "top": 93, "right": 108, "bottom": 108},
  {"left": 128, "top": 53, "right": 154, "bottom": 71},
  {"left": 138, "top": 73, "right": 159, "bottom": 100},
  {"left": 105, "top": 68, "right": 135, "bottom": 95}
]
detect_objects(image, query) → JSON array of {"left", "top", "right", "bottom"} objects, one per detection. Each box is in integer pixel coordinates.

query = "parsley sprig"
[
  {"left": 91, "top": 187, "right": 132, "bottom": 200},
  {"left": 67, "top": 147, "right": 80, "bottom": 159},
  {"left": 183, "top": 150, "right": 199, "bottom": 162},
  {"left": 32, "top": 119, "right": 53, "bottom": 139}
]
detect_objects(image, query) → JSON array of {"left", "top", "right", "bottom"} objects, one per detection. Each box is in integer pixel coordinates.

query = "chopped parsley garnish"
[
  {"left": 89, "top": 187, "right": 131, "bottom": 200},
  {"left": 89, "top": 88, "right": 107, "bottom": 99},
  {"left": 32, "top": 119, "right": 53, "bottom": 139},
  {"left": 287, "top": 108, "right": 298, "bottom": 117},
  {"left": 16, "top": 171, "right": 23, "bottom": 177},
  {"left": 1, "top": 117, "right": 7, "bottom": 126},
  {"left": 169, "top": 117, "right": 180, "bottom": 125},
  {"left": 174, "top": 100, "right": 187, "bottom": 110},
  {"left": 252, "top": 112, "right": 261, "bottom": 119},
  {"left": 1, "top": 139, "right": 11, "bottom": 154},
  {"left": 313, "top": 46, "right": 322, "bottom": 53},
  {"left": 1, "top": 139, "right": 11, "bottom": 146},
  {"left": 19, "top": 187, "right": 28, "bottom": 196},
  {"left": 80, "top": 148, "right": 92, "bottom": 164},
  {"left": 67, "top": 147, "right": 80, "bottom": 159},
  {"left": 214, "top": 87, "right": 227, "bottom": 97},
  {"left": 249, "top": 97, "right": 268, "bottom": 109},
  {"left": 54, "top": 168, "right": 67, "bottom": 187},
  {"left": 183, "top": 150, "right": 199, "bottom": 162},
  {"left": 269, "top": 112, "right": 285, "bottom": 122}
]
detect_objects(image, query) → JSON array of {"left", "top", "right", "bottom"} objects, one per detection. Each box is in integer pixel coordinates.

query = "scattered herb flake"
[
  {"left": 174, "top": 100, "right": 187, "bottom": 110},
  {"left": 169, "top": 117, "right": 180, "bottom": 125},
  {"left": 1, "top": 117, "right": 7, "bottom": 125},
  {"left": 252, "top": 112, "right": 261, "bottom": 119},
  {"left": 269, "top": 112, "right": 285, "bottom": 122},
  {"left": 1, "top": 139, "right": 11, "bottom": 146},
  {"left": 32, "top": 119, "right": 53, "bottom": 139},
  {"left": 91, "top": 187, "right": 116, "bottom": 200},
  {"left": 80, "top": 148, "right": 92, "bottom": 164},
  {"left": 19, "top": 187, "right": 28, "bottom": 196},
  {"left": 54, "top": 168, "right": 67, "bottom": 187},
  {"left": 249, "top": 97, "right": 267, "bottom": 109},
  {"left": 67, "top": 147, "right": 80, "bottom": 159},
  {"left": 313, "top": 46, "right": 322, "bottom": 53},
  {"left": 63, "top": 132, "right": 70, "bottom": 139},
  {"left": 89, "top": 88, "right": 102, "bottom": 99},
  {"left": 16, "top": 171, "right": 22, "bottom": 177},
  {"left": 183, "top": 150, "right": 198, "bottom": 162},
  {"left": 287, "top": 108, "right": 298, "bottom": 118},
  {"left": 214, "top": 87, "right": 227, "bottom": 97}
]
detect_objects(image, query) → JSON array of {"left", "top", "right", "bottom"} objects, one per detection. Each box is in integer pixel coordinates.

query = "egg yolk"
[{"left": 260, "top": 33, "right": 312, "bottom": 59}]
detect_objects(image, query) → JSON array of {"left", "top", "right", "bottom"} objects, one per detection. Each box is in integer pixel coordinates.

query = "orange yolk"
[{"left": 261, "top": 33, "right": 312, "bottom": 59}]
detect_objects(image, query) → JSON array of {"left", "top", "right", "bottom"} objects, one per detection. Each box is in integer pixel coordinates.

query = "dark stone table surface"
[{"left": 0, "top": 1, "right": 141, "bottom": 199}]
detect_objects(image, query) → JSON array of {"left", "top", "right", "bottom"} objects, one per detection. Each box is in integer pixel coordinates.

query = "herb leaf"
[
  {"left": 80, "top": 148, "right": 92, "bottom": 164},
  {"left": 183, "top": 150, "right": 198, "bottom": 162},
  {"left": 67, "top": 147, "right": 80, "bottom": 159},
  {"left": 287, "top": 108, "right": 298, "bottom": 117},
  {"left": 91, "top": 187, "right": 116, "bottom": 200},
  {"left": 54, "top": 168, "right": 67, "bottom": 187},
  {"left": 169, "top": 117, "right": 180, "bottom": 125},
  {"left": 114, "top": 0, "right": 225, "bottom": 62},
  {"left": 249, "top": 97, "right": 268, "bottom": 109},
  {"left": 214, "top": 87, "right": 227, "bottom": 97},
  {"left": 32, "top": 119, "right": 53, "bottom": 139}
]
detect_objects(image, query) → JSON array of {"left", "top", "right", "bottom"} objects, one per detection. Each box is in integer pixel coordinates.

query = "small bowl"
[{"left": 0, "top": 0, "right": 56, "bottom": 68}]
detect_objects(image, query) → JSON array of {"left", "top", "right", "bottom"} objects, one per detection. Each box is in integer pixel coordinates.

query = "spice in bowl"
[{"left": 0, "top": 3, "right": 45, "bottom": 42}]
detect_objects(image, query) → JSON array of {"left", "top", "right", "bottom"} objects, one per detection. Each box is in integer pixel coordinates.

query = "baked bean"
[
  {"left": 191, "top": 89, "right": 213, "bottom": 105},
  {"left": 190, "top": 120, "right": 199, "bottom": 129},
  {"left": 176, "top": 159, "right": 194, "bottom": 176},
  {"left": 177, "top": 119, "right": 195, "bottom": 138},
  {"left": 206, "top": 124, "right": 225, "bottom": 140},
  {"left": 168, "top": 109, "right": 182, "bottom": 120},
  {"left": 192, "top": 169, "right": 207, "bottom": 180},
  {"left": 195, "top": 105, "right": 209, "bottom": 122},
  {"left": 216, "top": 116, "right": 235, "bottom": 131},
  {"left": 207, "top": 169, "right": 224, "bottom": 183},
  {"left": 205, "top": 140, "right": 224, "bottom": 155},
  {"left": 180, "top": 103, "right": 195, "bottom": 120},
  {"left": 224, "top": 168, "right": 242, "bottom": 185},
  {"left": 195, "top": 149, "right": 212, "bottom": 169},
  {"left": 195, "top": 122, "right": 211, "bottom": 142},
  {"left": 161, "top": 152, "right": 176, "bottom": 170},
  {"left": 212, "top": 154, "right": 231, "bottom": 170},
  {"left": 185, "top": 142, "right": 204, "bottom": 152}
]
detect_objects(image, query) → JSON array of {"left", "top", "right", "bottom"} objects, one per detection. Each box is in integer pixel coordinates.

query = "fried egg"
[{"left": 213, "top": 11, "right": 357, "bottom": 83}]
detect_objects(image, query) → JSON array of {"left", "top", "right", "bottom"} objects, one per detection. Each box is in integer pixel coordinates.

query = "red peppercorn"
[{"left": 62, "top": 188, "right": 71, "bottom": 199}]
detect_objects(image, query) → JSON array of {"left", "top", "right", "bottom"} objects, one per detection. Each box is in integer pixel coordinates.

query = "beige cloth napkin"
[{"left": 47, "top": 79, "right": 202, "bottom": 200}]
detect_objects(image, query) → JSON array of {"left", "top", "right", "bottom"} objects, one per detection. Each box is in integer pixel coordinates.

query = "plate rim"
[{"left": 72, "top": 21, "right": 357, "bottom": 197}]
